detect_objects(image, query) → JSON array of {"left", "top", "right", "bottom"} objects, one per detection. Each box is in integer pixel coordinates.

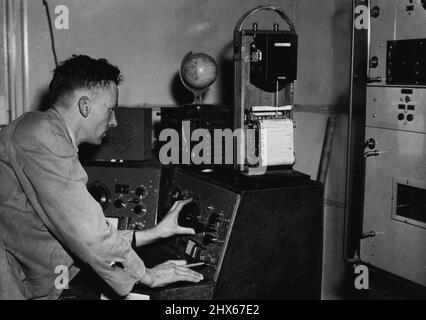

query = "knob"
[
  {"left": 178, "top": 200, "right": 200, "bottom": 228},
  {"left": 369, "top": 57, "right": 379, "bottom": 69},
  {"left": 88, "top": 182, "right": 110, "bottom": 211},
  {"left": 205, "top": 224, "right": 218, "bottom": 233},
  {"left": 398, "top": 113, "right": 405, "bottom": 121},
  {"left": 371, "top": 6, "right": 380, "bottom": 18},
  {"left": 135, "top": 186, "right": 148, "bottom": 198},
  {"left": 114, "top": 199, "right": 125, "bottom": 208},
  {"left": 203, "top": 234, "right": 218, "bottom": 246},
  {"left": 365, "top": 138, "right": 376, "bottom": 150},
  {"left": 194, "top": 222, "right": 206, "bottom": 234},
  {"left": 407, "top": 114, "right": 414, "bottom": 122},
  {"left": 181, "top": 189, "right": 192, "bottom": 200},
  {"left": 209, "top": 211, "right": 225, "bottom": 223},
  {"left": 133, "top": 205, "right": 146, "bottom": 215},
  {"left": 130, "top": 197, "right": 140, "bottom": 204}
]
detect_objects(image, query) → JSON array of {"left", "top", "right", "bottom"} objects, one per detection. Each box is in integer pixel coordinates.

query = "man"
[{"left": 0, "top": 55, "right": 203, "bottom": 300}]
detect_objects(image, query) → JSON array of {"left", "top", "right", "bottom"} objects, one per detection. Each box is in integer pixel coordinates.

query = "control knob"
[
  {"left": 203, "top": 233, "right": 218, "bottom": 246},
  {"left": 178, "top": 200, "right": 201, "bottom": 228},
  {"left": 114, "top": 198, "right": 126, "bottom": 209},
  {"left": 88, "top": 182, "right": 110, "bottom": 211},
  {"left": 135, "top": 186, "right": 148, "bottom": 198},
  {"left": 133, "top": 204, "right": 147, "bottom": 216}
]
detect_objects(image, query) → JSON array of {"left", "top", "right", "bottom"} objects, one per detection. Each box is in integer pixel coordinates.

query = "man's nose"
[{"left": 109, "top": 110, "right": 117, "bottom": 128}]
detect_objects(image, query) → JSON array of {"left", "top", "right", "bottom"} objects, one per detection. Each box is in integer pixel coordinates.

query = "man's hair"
[{"left": 49, "top": 54, "right": 123, "bottom": 106}]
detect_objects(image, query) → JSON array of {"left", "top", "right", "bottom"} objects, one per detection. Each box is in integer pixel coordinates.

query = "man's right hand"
[{"left": 139, "top": 260, "right": 204, "bottom": 288}]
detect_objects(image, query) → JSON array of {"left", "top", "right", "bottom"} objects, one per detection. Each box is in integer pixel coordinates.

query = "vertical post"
[
  {"left": 20, "top": 0, "right": 28, "bottom": 114},
  {"left": 0, "top": 0, "right": 9, "bottom": 124},
  {"left": 344, "top": 0, "right": 368, "bottom": 263}
]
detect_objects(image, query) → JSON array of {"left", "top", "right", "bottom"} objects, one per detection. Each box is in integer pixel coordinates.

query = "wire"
[{"left": 42, "top": 0, "right": 58, "bottom": 67}]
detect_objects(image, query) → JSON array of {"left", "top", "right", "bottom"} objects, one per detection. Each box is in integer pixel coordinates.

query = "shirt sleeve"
[{"left": 10, "top": 119, "right": 146, "bottom": 296}]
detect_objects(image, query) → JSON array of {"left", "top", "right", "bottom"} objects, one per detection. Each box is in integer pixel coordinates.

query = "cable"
[{"left": 42, "top": 0, "right": 58, "bottom": 67}]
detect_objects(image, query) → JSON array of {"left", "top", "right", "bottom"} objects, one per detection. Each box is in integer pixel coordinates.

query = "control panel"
[
  {"left": 146, "top": 166, "right": 323, "bottom": 299},
  {"left": 361, "top": 0, "right": 426, "bottom": 288},
  {"left": 366, "top": 87, "right": 425, "bottom": 133},
  {"left": 85, "top": 164, "right": 160, "bottom": 231},
  {"left": 157, "top": 170, "right": 240, "bottom": 281}
]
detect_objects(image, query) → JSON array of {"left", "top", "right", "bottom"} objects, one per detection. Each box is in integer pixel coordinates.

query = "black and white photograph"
[{"left": 0, "top": 0, "right": 425, "bottom": 305}]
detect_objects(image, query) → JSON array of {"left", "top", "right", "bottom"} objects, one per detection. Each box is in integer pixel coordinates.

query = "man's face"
[{"left": 85, "top": 83, "right": 118, "bottom": 145}]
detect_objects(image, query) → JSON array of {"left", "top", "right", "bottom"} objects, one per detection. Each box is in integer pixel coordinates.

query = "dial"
[
  {"left": 178, "top": 199, "right": 201, "bottom": 229},
  {"left": 133, "top": 204, "right": 147, "bottom": 216},
  {"left": 135, "top": 185, "right": 148, "bottom": 198},
  {"left": 88, "top": 182, "right": 110, "bottom": 211},
  {"left": 114, "top": 198, "right": 126, "bottom": 209}
]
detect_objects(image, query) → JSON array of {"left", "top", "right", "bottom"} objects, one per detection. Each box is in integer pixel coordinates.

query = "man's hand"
[
  {"left": 133, "top": 198, "right": 196, "bottom": 247},
  {"left": 155, "top": 198, "right": 195, "bottom": 239},
  {"left": 139, "top": 260, "right": 204, "bottom": 288}
]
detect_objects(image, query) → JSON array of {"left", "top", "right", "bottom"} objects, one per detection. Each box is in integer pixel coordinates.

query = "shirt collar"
[
  {"left": 64, "top": 120, "right": 79, "bottom": 153},
  {"left": 51, "top": 108, "right": 79, "bottom": 153}
]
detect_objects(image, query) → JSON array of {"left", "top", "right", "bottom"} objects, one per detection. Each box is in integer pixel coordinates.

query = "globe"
[{"left": 180, "top": 51, "right": 218, "bottom": 104}]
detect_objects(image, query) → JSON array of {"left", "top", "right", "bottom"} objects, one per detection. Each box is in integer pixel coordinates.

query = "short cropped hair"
[{"left": 48, "top": 55, "right": 123, "bottom": 106}]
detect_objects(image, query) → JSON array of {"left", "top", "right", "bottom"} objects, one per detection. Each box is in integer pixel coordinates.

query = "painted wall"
[
  {"left": 26, "top": 0, "right": 295, "bottom": 110},
  {"left": 292, "top": 0, "right": 353, "bottom": 300}
]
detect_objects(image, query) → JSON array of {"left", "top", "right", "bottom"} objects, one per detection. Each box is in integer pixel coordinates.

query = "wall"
[
  {"left": 26, "top": 0, "right": 295, "bottom": 110},
  {"left": 293, "top": 0, "right": 353, "bottom": 300}
]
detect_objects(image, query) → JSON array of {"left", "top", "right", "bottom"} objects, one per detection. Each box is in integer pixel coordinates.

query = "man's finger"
[
  {"left": 174, "top": 268, "right": 204, "bottom": 281},
  {"left": 177, "top": 227, "right": 196, "bottom": 235},
  {"left": 165, "top": 260, "right": 188, "bottom": 266},
  {"left": 169, "top": 201, "right": 179, "bottom": 212},
  {"left": 174, "top": 198, "right": 193, "bottom": 210}
]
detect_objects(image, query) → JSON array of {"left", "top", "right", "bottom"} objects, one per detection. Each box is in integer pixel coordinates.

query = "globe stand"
[{"left": 187, "top": 87, "right": 208, "bottom": 105}]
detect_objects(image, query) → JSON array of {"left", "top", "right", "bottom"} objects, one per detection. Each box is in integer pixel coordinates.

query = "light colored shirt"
[{"left": 0, "top": 108, "right": 146, "bottom": 299}]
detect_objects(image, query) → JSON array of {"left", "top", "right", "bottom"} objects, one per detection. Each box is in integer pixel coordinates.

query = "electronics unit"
[
  {"left": 79, "top": 107, "right": 152, "bottom": 163},
  {"left": 234, "top": 5, "right": 297, "bottom": 174},
  {"left": 135, "top": 166, "right": 323, "bottom": 299},
  {"left": 358, "top": 0, "right": 426, "bottom": 289},
  {"left": 84, "top": 162, "right": 160, "bottom": 231}
]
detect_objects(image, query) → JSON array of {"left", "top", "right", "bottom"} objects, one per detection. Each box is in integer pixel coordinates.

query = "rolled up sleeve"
[{"left": 11, "top": 120, "right": 146, "bottom": 296}]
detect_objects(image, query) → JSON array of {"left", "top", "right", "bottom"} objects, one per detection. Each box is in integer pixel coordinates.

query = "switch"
[
  {"left": 398, "top": 113, "right": 405, "bottom": 121},
  {"left": 407, "top": 114, "right": 414, "bottom": 122},
  {"left": 191, "top": 246, "right": 201, "bottom": 259}
]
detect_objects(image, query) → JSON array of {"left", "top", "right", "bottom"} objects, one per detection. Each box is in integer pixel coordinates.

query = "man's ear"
[{"left": 78, "top": 96, "right": 91, "bottom": 118}]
